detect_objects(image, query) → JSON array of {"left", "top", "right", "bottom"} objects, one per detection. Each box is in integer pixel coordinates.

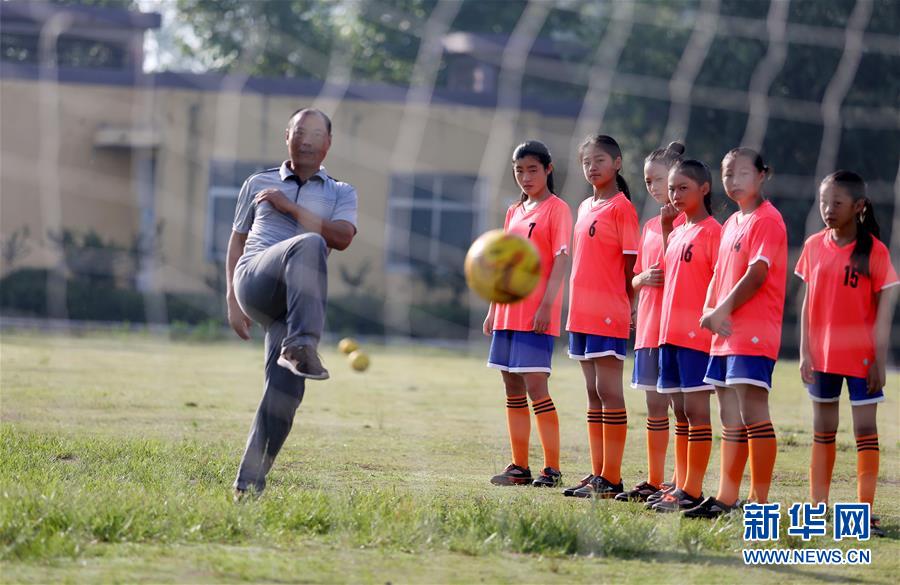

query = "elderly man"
[{"left": 226, "top": 108, "right": 358, "bottom": 497}]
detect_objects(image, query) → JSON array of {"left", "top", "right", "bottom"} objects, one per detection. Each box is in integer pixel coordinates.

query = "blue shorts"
[
  {"left": 807, "top": 371, "right": 885, "bottom": 406},
  {"left": 631, "top": 347, "right": 660, "bottom": 391},
  {"left": 657, "top": 344, "right": 715, "bottom": 393},
  {"left": 568, "top": 332, "right": 627, "bottom": 361},
  {"left": 703, "top": 355, "right": 776, "bottom": 391},
  {"left": 487, "top": 330, "right": 554, "bottom": 374}
]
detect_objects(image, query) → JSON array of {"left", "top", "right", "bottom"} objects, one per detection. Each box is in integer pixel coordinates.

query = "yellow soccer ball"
[
  {"left": 338, "top": 337, "right": 359, "bottom": 355},
  {"left": 464, "top": 229, "right": 541, "bottom": 304},
  {"left": 348, "top": 350, "right": 370, "bottom": 372}
]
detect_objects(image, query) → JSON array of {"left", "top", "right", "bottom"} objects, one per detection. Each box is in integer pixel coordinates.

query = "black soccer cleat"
[
  {"left": 532, "top": 467, "right": 562, "bottom": 487},
  {"left": 278, "top": 344, "right": 329, "bottom": 380},
  {"left": 870, "top": 517, "right": 885, "bottom": 538},
  {"left": 645, "top": 485, "right": 676, "bottom": 509},
  {"left": 652, "top": 489, "right": 704, "bottom": 513},
  {"left": 570, "top": 475, "right": 623, "bottom": 499},
  {"left": 562, "top": 474, "right": 594, "bottom": 497},
  {"left": 593, "top": 476, "right": 625, "bottom": 499},
  {"left": 682, "top": 496, "right": 737, "bottom": 519},
  {"left": 490, "top": 463, "right": 533, "bottom": 486},
  {"left": 615, "top": 481, "right": 661, "bottom": 502}
]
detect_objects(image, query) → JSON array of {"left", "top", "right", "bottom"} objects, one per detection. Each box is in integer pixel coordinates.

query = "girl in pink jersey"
[
  {"left": 617, "top": 141, "right": 686, "bottom": 503},
  {"left": 685, "top": 148, "right": 787, "bottom": 519},
  {"left": 484, "top": 140, "right": 573, "bottom": 488},
  {"left": 650, "top": 159, "right": 722, "bottom": 513},
  {"left": 562, "top": 135, "right": 640, "bottom": 499},
  {"left": 797, "top": 171, "right": 897, "bottom": 537}
]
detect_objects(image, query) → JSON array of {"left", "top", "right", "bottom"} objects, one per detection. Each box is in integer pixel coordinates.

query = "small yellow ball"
[
  {"left": 338, "top": 338, "right": 359, "bottom": 354},
  {"left": 348, "top": 350, "right": 370, "bottom": 372}
]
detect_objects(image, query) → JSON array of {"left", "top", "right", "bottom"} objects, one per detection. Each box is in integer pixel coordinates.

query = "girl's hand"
[
  {"left": 638, "top": 262, "right": 664, "bottom": 287},
  {"left": 533, "top": 302, "right": 552, "bottom": 334},
  {"left": 866, "top": 359, "right": 886, "bottom": 394},
  {"left": 799, "top": 351, "right": 815, "bottom": 385},
  {"left": 700, "top": 306, "right": 732, "bottom": 336},
  {"left": 660, "top": 203, "right": 679, "bottom": 232},
  {"left": 483, "top": 311, "right": 494, "bottom": 337}
]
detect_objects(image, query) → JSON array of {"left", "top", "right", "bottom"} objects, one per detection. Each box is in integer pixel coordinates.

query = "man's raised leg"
[{"left": 277, "top": 233, "right": 330, "bottom": 379}]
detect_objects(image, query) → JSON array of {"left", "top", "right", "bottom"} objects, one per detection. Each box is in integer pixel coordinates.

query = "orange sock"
[
  {"left": 747, "top": 421, "right": 777, "bottom": 504},
  {"left": 601, "top": 408, "right": 627, "bottom": 484},
  {"left": 810, "top": 431, "right": 837, "bottom": 504},
  {"left": 646, "top": 417, "right": 669, "bottom": 488},
  {"left": 506, "top": 396, "right": 530, "bottom": 469},
  {"left": 674, "top": 421, "right": 689, "bottom": 489},
  {"left": 683, "top": 425, "right": 712, "bottom": 499},
  {"left": 856, "top": 434, "right": 879, "bottom": 507},
  {"left": 531, "top": 397, "right": 560, "bottom": 470},
  {"left": 588, "top": 409, "right": 604, "bottom": 476},
  {"left": 716, "top": 426, "right": 748, "bottom": 506}
]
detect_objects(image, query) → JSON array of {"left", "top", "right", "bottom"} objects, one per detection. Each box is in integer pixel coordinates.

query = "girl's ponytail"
[
  {"left": 851, "top": 197, "right": 880, "bottom": 277},
  {"left": 615, "top": 171, "right": 631, "bottom": 200},
  {"left": 824, "top": 170, "right": 879, "bottom": 277}
]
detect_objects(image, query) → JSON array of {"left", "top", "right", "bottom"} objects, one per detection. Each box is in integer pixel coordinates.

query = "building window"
[
  {"left": 205, "top": 160, "right": 273, "bottom": 261},
  {"left": 386, "top": 174, "right": 481, "bottom": 273},
  {"left": 1, "top": 33, "right": 129, "bottom": 69}
]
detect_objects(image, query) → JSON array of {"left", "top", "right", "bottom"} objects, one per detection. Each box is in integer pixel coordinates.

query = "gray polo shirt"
[{"left": 232, "top": 161, "right": 358, "bottom": 263}]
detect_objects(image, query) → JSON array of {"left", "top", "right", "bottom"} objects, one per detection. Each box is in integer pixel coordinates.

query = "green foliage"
[
  {"left": 326, "top": 292, "right": 386, "bottom": 336},
  {"left": 0, "top": 268, "right": 220, "bottom": 325}
]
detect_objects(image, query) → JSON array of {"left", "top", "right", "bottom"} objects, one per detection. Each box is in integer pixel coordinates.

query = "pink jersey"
[
  {"left": 709, "top": 200, "right": 787, "bottom": 360},
  {"left": 634, "top": 213, "right": 686, "bottom": 349},
  {"left": 658, "top": 216, "right": 722, "bottom": 352},
  {"left": 567, "top": 193, "right": 640, "bottom": 338},
  {"left": 795, "top": 230, "right": 899, "bottom": 378},
  {"left": 492, "top": 195, "right": 573, "bottom": 336}
]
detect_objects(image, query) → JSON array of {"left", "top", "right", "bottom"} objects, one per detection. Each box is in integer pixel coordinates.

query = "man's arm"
[
  {"left": 254, "top": 189, "right": 356, "bottom": 250},
  {"left": 226, "top": 230, "right": 252, "bottom": 340},
  {"left": 291, "top": 206, "right": 356, "bottom": 251}
]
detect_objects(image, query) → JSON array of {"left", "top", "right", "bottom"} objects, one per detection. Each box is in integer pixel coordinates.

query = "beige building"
[{"left": 0, "top": 3, "right": 589, "bottom": 327}]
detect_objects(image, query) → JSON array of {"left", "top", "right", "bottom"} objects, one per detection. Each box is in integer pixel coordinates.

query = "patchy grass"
[{"left": 1, "top": 332, "right": 897, "bottom": 583}]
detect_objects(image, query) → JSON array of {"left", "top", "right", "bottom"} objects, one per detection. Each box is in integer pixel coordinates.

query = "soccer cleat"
[
  {"left": 278, "top": 344, "right": 330, "bottom": 380},
  {"left": 592, "top": 476, "right": 624, "bottom": 499},
  {"left": 615, "top": 481, "right": 661, "bottom": 502},
  {"left": 490, "top": 463, "right": 533, "bottom": 486},
  {"left": 562, "top": 474, "right": 594, "bottom": 497},
  {"left": 682, "top": 496, "right": 737, "bottom": 519},
  {"left": 233, "top": 487, "right": 261, "bottom": 503},
  {"left": 870, "top": 517, "right": 885, "bottom": 538},
  {"left": 532, "top": 467, "right": 562, "bottom": 487},
  {"left": 645, "top": 485, "right": 676, "bottom": 508},
  {"left": 651, "top": 489, "right": 704, "bottom": 513},
  {"left": 661, "top": 481, "right": 675, "bottom": 490},
  {"left": 571, "top": 475, "right": 623, "bottom": 499}
]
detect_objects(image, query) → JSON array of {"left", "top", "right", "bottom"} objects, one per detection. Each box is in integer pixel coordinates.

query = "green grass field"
[{"left": 1, "top": 331, "right": 898, "bottom": 583}]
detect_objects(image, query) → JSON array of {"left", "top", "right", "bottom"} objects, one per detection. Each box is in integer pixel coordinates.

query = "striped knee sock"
[
  {"left": 674, "top": 421, "right": 689, "bottom": 489},
  {"left": 588, "top": 409, "right": 604, "bottom": 476},
  {"left": 505, "top": 396, "right": 530, "bottom": 469},
  {"left": 716, "top": 426, "right": 748, "bottom": 506},
  {"left": 684, "top": 425, "right": 713, "bottom": 499},
  {"left": 747, "top": 421, "right": 777, "bottom": 504},
  {"left": 600, "top": 408, "right": 627, "bottom": 485},
  {"left": 532, "top": 397, "right": 560, "bottom": 471},
  {"left": 646, "top": 417, "right": 670, "bottom": 488},
  {"left": 810, "top": 431, "right": 837, "bottom": 504},
  {"left": 856, "top": 434, "right": 879, "bottom": 507}
]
